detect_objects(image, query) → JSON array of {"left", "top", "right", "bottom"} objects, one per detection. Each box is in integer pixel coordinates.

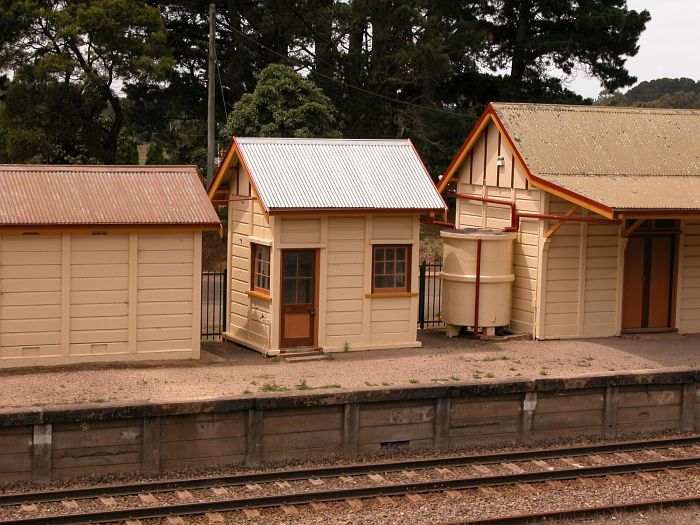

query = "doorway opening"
[{"left": 621, "top": 220, "right": 679, "bottom": 332}]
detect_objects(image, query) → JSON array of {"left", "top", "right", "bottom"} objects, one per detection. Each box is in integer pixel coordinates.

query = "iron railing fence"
[
  {"left": 201, "top": 269, "right": 227, "bottom": 339},
  {"left": 202, "top": 263, "right": 440, "bottom": 337},
  {"left": 418, "top": 261, "right": 444, "bottom": 329}
]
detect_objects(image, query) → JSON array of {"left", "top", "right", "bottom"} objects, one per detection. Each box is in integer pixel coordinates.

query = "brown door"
[
  {"left": 280, "top": 250, "right": 317, "bottom": 348},
  {"left": 622, "top": 232, "right": 675, "bottom": 331}
]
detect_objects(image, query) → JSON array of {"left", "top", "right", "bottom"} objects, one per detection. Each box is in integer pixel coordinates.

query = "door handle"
[{"left": 309, "top": 309, "right": 316, "bottom": 316}]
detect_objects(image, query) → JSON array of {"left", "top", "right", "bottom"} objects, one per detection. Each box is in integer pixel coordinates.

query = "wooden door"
[
  {"left": 648, "top": 236, "right": 674, "bottom": 328},
  {"left": 622, "top": 237, "right": 645, "bottom": 330},
  {"left": 280, "top": 250, "right": 317, "bottom": 348},
  {"left": 622, "top": 233, "right": 675, "bottom": 331}
]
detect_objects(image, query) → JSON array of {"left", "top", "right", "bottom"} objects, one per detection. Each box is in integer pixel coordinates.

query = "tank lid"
[{"left": 440, "top": 227, "right": 517, "bottom": 240}]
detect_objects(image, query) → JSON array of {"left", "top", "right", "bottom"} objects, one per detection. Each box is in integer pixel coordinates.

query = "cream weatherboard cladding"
[
  {"left": 441, "top": 103, "right": 700, "bottom": 340},
  {"left": 0, "top": 164, "right": 219, "bottom": 367},
  {"left": 0, "top": 231, "right": 203, "bottom": 366},
  {"left": 211, "top": 137, "right": 444, "bottom": 354}
]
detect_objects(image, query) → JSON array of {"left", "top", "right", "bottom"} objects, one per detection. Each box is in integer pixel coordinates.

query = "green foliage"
[
  {"left": 116, "top": 133, "right": 139, "bottom": 165},
  {"left": 597, "top": 78, "right": 700, "bottom": 109},
  {"left": 483, "top": 0, "right": 650, "bottom": 96},
  {"left": 0, "top": 0, "right": 652, "bottom": 176},
  {"left": 145, "top": 141, "right": 165, "bottom": 164},
  {"left": 0, "top": 0, "right": 171, "bottom": 163},
  {"left": 626, "top": 78, "right": 700, "bottom": 103},
  {"left": 222, "top": 64, "right": 340, "bottom": 140}
]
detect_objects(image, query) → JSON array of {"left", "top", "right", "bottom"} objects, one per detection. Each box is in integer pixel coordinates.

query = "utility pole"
[{"left": 206, "top": 2, "right": 216, "bottom": 188}]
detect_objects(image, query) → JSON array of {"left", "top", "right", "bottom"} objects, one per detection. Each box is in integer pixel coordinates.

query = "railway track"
[{"left": 2, "top": 435, "right": 700, "bottom": 524}]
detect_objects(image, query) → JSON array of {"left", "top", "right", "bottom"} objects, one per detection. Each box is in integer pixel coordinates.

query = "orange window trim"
[
  {"left": 251, "top": 243, "right": 271, "bottom": 293},
  {"left": 372, "top": 244, "right": 411, "bottom": 294}
]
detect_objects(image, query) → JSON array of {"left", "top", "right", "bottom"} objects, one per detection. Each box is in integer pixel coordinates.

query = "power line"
[{"left": 228, "top": 26, "right": 480, "bottom": 119}]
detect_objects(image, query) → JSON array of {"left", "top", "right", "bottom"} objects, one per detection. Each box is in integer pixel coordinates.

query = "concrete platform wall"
[{"left": 1, "top": 369, "right": 698, "bottom": 483}]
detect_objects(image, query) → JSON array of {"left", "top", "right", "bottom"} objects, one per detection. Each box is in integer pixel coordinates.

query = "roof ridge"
[
  {"left": 0, "top": 164, "right": 198, "bottom": 171},
  {"left": 492, "top": 102, "right": 700, "bottom": 115}
]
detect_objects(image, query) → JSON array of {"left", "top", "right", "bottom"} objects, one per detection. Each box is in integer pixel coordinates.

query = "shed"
[
  {"left": 0, "top": 164, "right": 220, "bottom": 367},
  {"left": 438, "top": 103, "right": 700, "bottom": 339},
  {"left": 208, "top": 137, "right": 446, "bottom": 355}
]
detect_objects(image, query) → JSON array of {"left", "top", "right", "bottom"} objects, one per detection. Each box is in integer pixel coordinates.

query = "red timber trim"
[
  {"left": 436, "top": 106, "right": 496, "bottom": 193},
  {"left": 438, "top": 103, "right": 616, "bottom": 220},
  {"left": 207, "top": 137, "right": 270, "bottom": 222}
]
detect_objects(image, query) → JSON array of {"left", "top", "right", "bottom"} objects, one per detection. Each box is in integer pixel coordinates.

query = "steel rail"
[
  {"left": 2, "top": 435, "right": 700, "bottom": 507},
  {"left": 439, "top": 495, "right": 700, "bottom": 524},
  {"left": 3, "top": 455, "right": 700, "bottom": 525}
]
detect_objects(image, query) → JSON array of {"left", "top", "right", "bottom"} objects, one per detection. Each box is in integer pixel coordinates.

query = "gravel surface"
[
  {"left": 1, "top": 331, "right": 699, "bottom": 410},
  {"left": 3, "top": 433, "right": 700, "bottom": 524}
]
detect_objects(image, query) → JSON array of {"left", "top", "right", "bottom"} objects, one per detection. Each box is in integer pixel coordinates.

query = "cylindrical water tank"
[{"left": 440, "top": 228, "right": 516, "bottom": 336}]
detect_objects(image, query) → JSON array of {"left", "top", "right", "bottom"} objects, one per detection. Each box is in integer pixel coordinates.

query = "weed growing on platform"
[
  {"left": 296, "top": 379, "right": 340, "bottom": 390},
  {"left": 408, "top": 378, "right": 420, "bottom": 384},
  {"left": 259, "top": 382, "right": 289, "bottom": 392}
]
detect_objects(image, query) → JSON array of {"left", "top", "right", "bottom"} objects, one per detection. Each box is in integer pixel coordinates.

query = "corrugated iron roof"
[
  {"left": 0, "top": 165, "right": 220, "bottom": 227},
  {"left": 492, "top": 103, "right": 700, "bottom": 210},
  {"left": 235, "top": 138, "right": 446, "bottom": 212}
]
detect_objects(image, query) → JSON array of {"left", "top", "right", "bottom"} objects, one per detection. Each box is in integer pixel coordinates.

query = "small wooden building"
[
  {"left": 208, "top": 137, "right": 446, "bottom": 355},
  {"left": 438, "top": 103, "right": 700, "bottom": 339},
  {"left": 0, "top": 165, "right": 220, "bottom": 367}
]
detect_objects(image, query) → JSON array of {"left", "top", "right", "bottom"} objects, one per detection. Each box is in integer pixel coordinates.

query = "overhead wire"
[{"left": 226, "top": 25, "right": 481, "bottom": 119}]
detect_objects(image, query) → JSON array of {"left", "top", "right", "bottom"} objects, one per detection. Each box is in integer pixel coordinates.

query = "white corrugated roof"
[{"left": 235, "top": 138, "right": 446, "bottom": 212}]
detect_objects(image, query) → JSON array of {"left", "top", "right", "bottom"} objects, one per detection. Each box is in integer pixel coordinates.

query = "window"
[
  {"left": 372, "top": 245, "right": 410, "bottom": 293},
  {"left": 251, "top": 244, "right": 271, "bottom": 293}
]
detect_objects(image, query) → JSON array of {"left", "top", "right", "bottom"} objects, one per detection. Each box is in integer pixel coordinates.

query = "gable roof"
[
  {"left": 440, "top": 103, "right": 700, "bottom": 216},
  {"left": 209, "top": 137, "right": 447, "bottom": 213},
  {"left": 0, "top": 165, "right": 220, "bottom": 229}
]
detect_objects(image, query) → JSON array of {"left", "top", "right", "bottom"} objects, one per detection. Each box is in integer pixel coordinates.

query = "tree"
[
  {"left": 222, "top": 64, "right": 340, "bottom": 139},
  {"left": 483, "top": 0, "right": 650, "bottom": 98},
  {"left": 145, "top": 141, "right": 165, "bottom": 164},
  {"left": 0, "top": 0, "right": 171, "bottom": 163}
]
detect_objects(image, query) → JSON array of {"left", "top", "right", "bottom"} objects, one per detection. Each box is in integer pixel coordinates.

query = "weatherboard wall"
[
  {"left": 453, "top": 120, "right": 543, "bottom": 336},
  {"left": 0, "top": 230, "right": 201, "bottom": 367},
  {"left": 223, "top": 179, "right": 421, "bottom": 353}
]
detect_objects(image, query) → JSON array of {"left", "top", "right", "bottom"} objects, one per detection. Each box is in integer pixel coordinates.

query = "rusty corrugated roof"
[
  {"left": 0, "top": 165, "right": 220, "bottom": 227},
  {"left": 235, "top": 138, "right": 447, "bottom": 212},
  {"left": 492, "top": 103, "right": 700, "bottom": 210}
]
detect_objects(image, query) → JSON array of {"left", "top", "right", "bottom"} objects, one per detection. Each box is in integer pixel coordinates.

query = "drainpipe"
[
  {"left": 503, "top": 212, "right": 618, "bottom": 232},
  {"left": 474, "top": 238, "right": 482, "bottom": 335},
  {"left": 452, "top": 193, "right": 619, "bottom": 232}
]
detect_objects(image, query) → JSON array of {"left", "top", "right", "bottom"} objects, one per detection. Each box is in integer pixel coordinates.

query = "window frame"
[
  {"left": 371, "top": 244, "right": 411, "bottom": 294},
  {"left": 250, "top": 243, "right": 271, "bottom": 295}
]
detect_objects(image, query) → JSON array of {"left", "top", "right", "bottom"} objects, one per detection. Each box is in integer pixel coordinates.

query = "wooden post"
[
  {"left": 681, "top": 382, "right": 696, "bottom": 432},
  {"left": 520, "top": 392, "right": 537, "bottom": 443},
  {"left": 206, "top": 2, "right": 217, "bottom": 187},
  {"left": 343, "top": 403, "right": 360, "bottom": 458},
  {"left": 141, "top": 416, "right": 161, "bottom": 473},
  {"left": 604, "top": 386, "right": 619, "bottom": 438},
  {"left": 245, "top": 409, "right": 263, "bottom": 467},
  {"left": 433, "top": 398, "right": 451, "bottom": 450},
  {"left": 32, "top": 424, "right": 52, "bottom": 482}
]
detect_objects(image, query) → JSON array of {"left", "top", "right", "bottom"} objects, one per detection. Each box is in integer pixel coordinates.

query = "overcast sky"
[{"left": 569, "top": 0, "right": 700, "bottom": 99}]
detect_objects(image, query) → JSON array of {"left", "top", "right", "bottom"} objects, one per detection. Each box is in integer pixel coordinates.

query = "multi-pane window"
[
  {"left": 251, "top": 244, "right": 271, "bottom": 293},
  {"left": 372, "top": 245, "right": 410, "bottom": 293}
]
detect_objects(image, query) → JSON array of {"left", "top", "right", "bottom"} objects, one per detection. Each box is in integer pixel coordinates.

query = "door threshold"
[
  {"left": 621, "top": 327, "right": 678, "bottom": 334},
  {"left": 279, "top": 346, "right": 323, "bottom": 354}
]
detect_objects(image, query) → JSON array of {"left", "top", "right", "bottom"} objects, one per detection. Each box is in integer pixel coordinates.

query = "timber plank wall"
[{"left": 1, "top": 368, "right": 699, "bottom": 483}]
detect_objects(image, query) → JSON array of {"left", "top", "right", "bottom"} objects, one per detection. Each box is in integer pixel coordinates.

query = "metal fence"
[
  {"left": 201, "top": 263, "right": 441, "bottom": 337},
  {"left": 201, "top": 269, "right": 227, "bottom": 339},
  {"left": 418, "top": 261, "right": 443, "bottom": 329}
]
